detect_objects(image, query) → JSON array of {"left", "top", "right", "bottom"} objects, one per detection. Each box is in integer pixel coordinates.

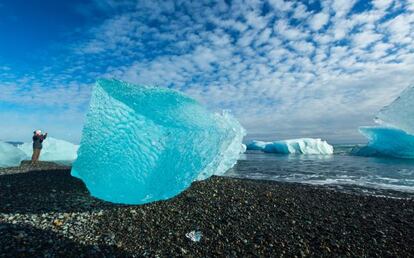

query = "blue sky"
[{"left": 0, "top": 0, "right": 413, "bottom": 144}]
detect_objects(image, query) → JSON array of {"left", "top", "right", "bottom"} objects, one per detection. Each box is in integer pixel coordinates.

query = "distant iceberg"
[
  {"left": 18, "top": 137, "right": 79, "bottom": 164},
  {"left": 264, "top": 138, "right": 333, "bottom": 154},
  {"left": 246, "top": 138, "right": 333, "bottom": 154},
  {"left": 0, "top": 141, "right": 27, "bottom": 168},
  {"left": 246, "top": 140, "right": 269, "bottom": 150},
  {"left": 357, "top": 86, "right": 414, "bottom": 159},
  {"left": 72, "top": 79, "right": 246, "bottom": 205}
]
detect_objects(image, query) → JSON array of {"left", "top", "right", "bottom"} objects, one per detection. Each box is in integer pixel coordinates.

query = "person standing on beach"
[{"left": 31, "top": 130, "right": 47, "bottom": 165}]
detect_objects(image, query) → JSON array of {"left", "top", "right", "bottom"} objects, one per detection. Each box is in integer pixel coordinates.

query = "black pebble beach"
[{"left": 0, "top": 161, "right": 413, "bottom": 257}]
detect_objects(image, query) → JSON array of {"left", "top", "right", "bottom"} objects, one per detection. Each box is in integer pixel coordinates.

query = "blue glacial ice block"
[
  {"left": 357, "top": 85, "right": 414, "bottom": 158},
  {"left": 71, "top": 79, "right": 245, "bottom": 204},
  {"left": 246, "top": 140, "right": 269, "bottom": 150},
  {"left": 357, "top": 126, "right": 414, "bottom": 159}
]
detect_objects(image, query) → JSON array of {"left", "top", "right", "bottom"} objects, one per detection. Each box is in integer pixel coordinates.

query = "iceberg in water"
[
  {"left": 18, "top": 137, "right": 79, "bottom": 164},
  {"left": 263, "top": 138, "right": 333, "bottom": 154},
  {"left": 357, "top": 86, "right": 414, "bottom": 159},
  {"left": 354, "top": 127, "right": 414, "bottom": 158},
  {"left": 0, "top": 141, "right": 27, "bottom": 168},
  {"left": 240, "top": 144, "right": 247, "bottom": 153},
  {"left": 246, "top": 140, "right": 269, "bottom": 150},
  {"left": 72, "top": 79, "right": 246, "bottom": 204},
  {"left": 246, "top": 138, "right": 333, "bottom": 154}
]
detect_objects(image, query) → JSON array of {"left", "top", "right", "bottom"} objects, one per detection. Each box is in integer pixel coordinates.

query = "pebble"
[{"left": 0, "top": 162, "right": 413, "bottom": 257}]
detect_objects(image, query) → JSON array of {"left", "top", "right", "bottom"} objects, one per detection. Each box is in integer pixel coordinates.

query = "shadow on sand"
[
  {"left": 0, "top": 222, "right": 129, "bottom": 257},
  {"left": 0, "top": 169, "right": 117, "bottom": 214}
]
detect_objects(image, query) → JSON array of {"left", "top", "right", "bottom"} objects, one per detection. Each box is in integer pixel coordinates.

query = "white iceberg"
[
  {"left": 240, "top": 144, "right": 247, "bottom": 153},
  {"left": 18, "top": 137, "right": 79, "bottom": 164},
  {"left": 376, "top": 86, "right": 414, "bottom": 135},
  {"left": 0, "top": 141, "right": 27, "bottom": 168},
  {"left": 263, "top": 138, "right": 334, "bottom": 154},
  {"left": 246, "top": 138, "right": 333, "bottom": 154}
]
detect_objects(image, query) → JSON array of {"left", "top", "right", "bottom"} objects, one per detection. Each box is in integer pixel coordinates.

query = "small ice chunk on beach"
[{"left": 186, "top": 231, "right": 202, "bottom": 242}]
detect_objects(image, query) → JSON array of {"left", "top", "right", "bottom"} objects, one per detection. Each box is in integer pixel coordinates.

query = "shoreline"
[
  {"left": 226, "top": 174, "right": 414, "bottom": 200},
  {"left": 1, "top": 162, "right": 413, "bottom": 256}
]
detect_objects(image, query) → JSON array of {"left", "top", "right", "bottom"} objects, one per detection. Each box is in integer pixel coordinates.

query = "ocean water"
[{"left": 225, "top": 145, "right": 414, "bottom": 198}]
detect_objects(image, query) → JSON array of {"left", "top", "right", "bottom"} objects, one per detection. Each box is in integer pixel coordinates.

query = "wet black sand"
[{"left": 0, "top": 162, "right": 413, "bottom": 257}]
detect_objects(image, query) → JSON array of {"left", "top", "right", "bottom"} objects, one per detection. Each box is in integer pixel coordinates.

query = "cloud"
[
  {"left": 372, "top": 0, "right": 393, "bottom": 10},
  {"left": 352, "top": 30, "right": 383, "bottom": 48},
  {"left": 331, "top": 0, "right": 357, "bottom": 18},
  {"left": 309, "top": 11, "right": 330, "bottom": 31}
]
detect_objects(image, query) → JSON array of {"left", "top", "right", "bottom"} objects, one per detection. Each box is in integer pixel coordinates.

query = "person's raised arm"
[{"left": 43, "top": 133, "right": 48, "bottom": 139}]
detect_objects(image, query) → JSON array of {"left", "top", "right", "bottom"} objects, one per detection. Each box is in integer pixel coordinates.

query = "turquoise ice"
[
  {"left": 71, "top": 79, "right": 245, "bottom": 204},
  {"left": 356, "top": 127, "right": 414, "bottom": 158},
  {"left": 358, "top": 86, "right": 414, "bottom": 158},
  {"left": 246, "top": 140, "right": 269, "bottom": 151}
]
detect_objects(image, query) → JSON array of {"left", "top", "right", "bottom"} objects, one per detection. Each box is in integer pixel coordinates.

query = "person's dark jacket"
[{"left": 33, "top": 134, "right": 47, "bottom": 149}]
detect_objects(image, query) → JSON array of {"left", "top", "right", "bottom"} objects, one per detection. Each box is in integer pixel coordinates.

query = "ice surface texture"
[
  {"left": 240, "top": 144, "right": 247, "bottom": 153},
  {"left": 354, "top": 127, "right": 414, "bottom": 158},
  {"left": 246, "top": 140, "right": 269, "bottom": 150},
  {"left": 246, "top": 138, "right": 333, "bottom": 154},
  {"left": 0, "top": 141, "right": 27, "bottom": 167},
  {"left": 264, "top": 138, "right": 333, "bottom": 154},
  {"left": 18, "top": 137, "right": 79, "bottom": 164},
  {"left": 71, "top": 79, "right": 245, "bottom": 204},
  {"left": 376, "top": 86, "right": 414, "bottom": 134},
  {"left": 358, "top": 86, "right": 414, "bottom": 158}
]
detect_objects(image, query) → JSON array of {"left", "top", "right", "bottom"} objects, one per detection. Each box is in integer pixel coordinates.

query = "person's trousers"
[{"left": 32, "top": 148, "right": 41, "bottom": 161}]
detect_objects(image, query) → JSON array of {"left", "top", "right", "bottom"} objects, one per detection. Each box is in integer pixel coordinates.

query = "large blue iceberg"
[
  {"left": 357, "top": 85, "right": 414, "bottom": 159},
  {"left": 355, "top": 127, "right": 414, "bottom": 158},
  {"left": 246, "top": 138, "right": 333, "bottom": 154},
  {"left": 72, "top": 79, "right": 246, "bottom": 204},
  {"left": 0, "top": 141, "right": 27, "bottom": 168}
]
